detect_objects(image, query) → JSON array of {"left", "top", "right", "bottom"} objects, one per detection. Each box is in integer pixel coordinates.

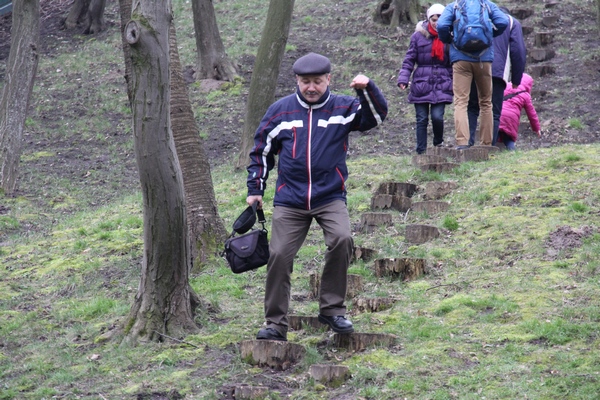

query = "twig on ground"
[{"left": 153, "top": 330, "right": 200, "bottom": 348}]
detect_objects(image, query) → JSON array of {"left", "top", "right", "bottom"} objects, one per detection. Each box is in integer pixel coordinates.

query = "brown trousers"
[
  {"left": 264, "top": 200, "right": 353, "bottom": 336},
  {"left": 453, "top": 61, "right": 493, "bottom": 146}
]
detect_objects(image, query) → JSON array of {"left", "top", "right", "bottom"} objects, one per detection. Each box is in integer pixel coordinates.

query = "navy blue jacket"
[
  {"left": 491, "top": 15, "right": 527, "bottom": 86},
  {"left": 437, "top": 0, "right": 509, "bottom": 63},
  {"left": 247, "top": 81, "right": 388, "bottom": 210}
]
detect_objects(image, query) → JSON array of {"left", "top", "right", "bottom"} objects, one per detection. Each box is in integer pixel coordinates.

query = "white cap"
[{"left": 427, "top": 4, "right": 445, "bottom": 20}]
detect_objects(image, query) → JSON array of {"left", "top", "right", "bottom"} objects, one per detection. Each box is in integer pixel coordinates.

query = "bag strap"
[
  {"left": 503, "top": 90, "right": 526, "bottom": 101},
  {"left": 256, "top": 208, "right": 267, "bottom": 231}
]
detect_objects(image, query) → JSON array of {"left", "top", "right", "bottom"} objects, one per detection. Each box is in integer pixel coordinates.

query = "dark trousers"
[
  {"left": 467, "top": 77, "right": 507, "bottom": 146},
  {"left": 264, "top": 200, "right": 353, "bottom": 336},
  {"left": 414, "top": 103, "right": 446, "bottom": 154}
]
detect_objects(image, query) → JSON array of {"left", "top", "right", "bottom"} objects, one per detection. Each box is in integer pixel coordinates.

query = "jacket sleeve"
[
  {"left": 398, "top": 34, "right": 418, "bottom": 86},
  {"left": 353, "top": 80, "right": 388, "bottom": 132},
  {"left": 489, "top": 2, "right": 509, "bottom": 37},
  {"left": 508, "top": 19, "right": 527, "bottom": 87},
  {"left": 437, "top": 4, "right": 454, "bottom": 44},
  {"left": 246, "top": 106, "right": 279, "bottom": 196},
  {"left": 522, "top": 94, "right": 541, "bottom": 132}
]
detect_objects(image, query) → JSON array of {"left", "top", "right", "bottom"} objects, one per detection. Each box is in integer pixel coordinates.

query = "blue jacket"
[
  {"left": 437, "top": 0, "right": 509, "bottom": 63},
  {"left": 397, "top": 21, "right": 453, "bottom": 104},
  {"left": 491, "top": 15, "right": 527, "bottom": 86},
  {"left": 247, "top": 81, "right": 388, "bottom": 210}
]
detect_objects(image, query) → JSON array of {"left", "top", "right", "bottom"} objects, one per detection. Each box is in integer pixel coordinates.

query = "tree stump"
[
  {"left": 371, "top": 194, "right": 412, "bottom": 212},
  {"left": 510, "top": 8, "right": 534, "bottom": 20},
  {"left": 528, "top": 64, "right": 556, "bottom": 79},
  {"left": 529, "top": 48, "right": 556, "bottom": 63},
  {"left": 534, "top": 31, "right": 554, "bottom": 47},
  {"left": 423, "top": 181, "right": 458, "bottom": 200},
  {"left": 544, "top": 1, "right": 559, "bottom": 8},
  {"left": 309, "top": 365, "right": 351, "bottom": 387},
  {"left": 288, "top": 315, "right": 327, "bottom": 331},
  {"left": 468, "top": 145, "right": 499, "bottom": 154},
  {"left": 521, "top": 25, "right": 534, "bottom": 36},
  {"left": 333, "top": 333, "right": 398, "bottom": 351},
  {"left": 412, "top": 154, "right": 445, "bottom": 166},
  {"left": 454, "top": 147, "right": 489, "bottom": 162},
  {"left": 353, "top": 297, "right": 396, "bottom": 313},
  {"left": 411, "top": 201, "right": 449, "bottom": 215},
  {"left": 405, "top": 224, "right": 440, "bottom": 244},
  {"left": 425, "top": 146, "right": 458, "bottom": 158},
  {"left": 233, "top": 385, "right": 271, "bottom": 400},
  {"left": 239, "top": 340, "right": 305, "bottom": 371},
  {"left": 359, "top": 212, "right": 393, "bottom": 233},
  {"left": 419, "top": 162, "right": 459, "bottom": 173},
  {"left": 310, "top": 273, "right": 364, "bottom": 300},
  {"left": 373, "top": 257, "right": 427, "bottom": 281},
  {"left": 353, "top": 246, "right": 377, "bottom": 262},
  {"left": 542, "top": 15, "right": 559, "bottom": 27},
  {"left": 376, "top": 182, "right": 418, "bottom": 198}
]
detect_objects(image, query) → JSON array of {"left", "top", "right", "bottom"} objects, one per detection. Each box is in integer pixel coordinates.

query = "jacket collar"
[{"left": 296, "top": 87, "right": 331, "bottom": 109}]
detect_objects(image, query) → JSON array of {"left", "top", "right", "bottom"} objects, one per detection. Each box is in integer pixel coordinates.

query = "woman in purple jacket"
[{"left": 397, "top": 4, "right": 453, "bottom": 154}]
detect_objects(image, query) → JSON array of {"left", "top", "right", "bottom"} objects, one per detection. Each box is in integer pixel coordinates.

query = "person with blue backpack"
[
  {"left": 467, "top": 6, "right": 527, "bottom": 147},
  {"left": 437, "top": 0, "right": 509, "bottom": 149}
]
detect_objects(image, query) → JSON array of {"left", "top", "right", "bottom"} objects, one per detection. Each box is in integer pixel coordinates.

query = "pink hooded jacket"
[{"left": 498, "top": 73, "right": 541, "bottom": 143}]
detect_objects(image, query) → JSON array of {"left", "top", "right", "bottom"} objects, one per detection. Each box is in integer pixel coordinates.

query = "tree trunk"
[
  {"left": 597, "top": 0, "right": 600, "bottom": 35},
  {"left": 123, "top": 0, "right": 198, "bottom": 344},
  {"left": 390, "top": 0, "right": 420, "bottom": 29},
  {"left": 0, "top": 0, "right": 40, "bottom": 194},
  {"left": 168, "top": 20, "right": 227, "bottom": 267},
  {"left": 118, "top": 0, "right": 134, "bottom": 104},
  {"left": 191, "top": 0, "right": 238, "bottom": 81},
  {"left": 234, "top": 0, "right": 295, "bottom": 170},
  {"left": 64, "top": 0, "right": 106, "bottom": 34}
]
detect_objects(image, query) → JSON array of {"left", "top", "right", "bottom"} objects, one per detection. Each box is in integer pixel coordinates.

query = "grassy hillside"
[{"left": 1, "top": 0, "right": 600, "bottom": 399}]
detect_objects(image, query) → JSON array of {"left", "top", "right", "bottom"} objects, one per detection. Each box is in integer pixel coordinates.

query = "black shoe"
[
  {"left": 455, "top": 145, "right": 469, "bottom": 150},
  {"left": 318, "top": 314, "right": 354, "bottom": 334},
  {"left": 256, "top": 327, "right": 287, "bottom": 341}
]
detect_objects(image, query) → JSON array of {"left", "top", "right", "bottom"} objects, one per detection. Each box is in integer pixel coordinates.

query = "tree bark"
[
  {"left": 234, "top": 0, "right": 295, "bottom": 170},
  {"left": 64, "top": 0, "right": 106, "bottom": 34},
  {"left": 390, "top": 0, "right": 419, "bottom": 29},
  {"left": 123, "top": 0, "right": 198, "bottom": 344},
  {"left": 597, "top": 0, "right": 600, "bottom": 35},
  {"left": 191, "top": 0, "right": 238, "bottom": 81},
  {"left": 0, "top": 0, "right": 40, "bottom": 194},
  {"left": 168, "top": 20, "right": 227, "bottom": 267},
  {"left": 118, "top": 0, "right": 134, "bottom": 104}
]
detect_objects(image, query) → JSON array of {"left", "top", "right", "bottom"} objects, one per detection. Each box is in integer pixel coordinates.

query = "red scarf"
[{"left": 428, "top": 23, "right": 444, "bottom": 61}]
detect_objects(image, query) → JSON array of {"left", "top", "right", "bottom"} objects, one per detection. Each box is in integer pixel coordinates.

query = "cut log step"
[
  {"left": 420, "top": 162, "right": 459, "bottom": 173},
  {"left": 310, "top": 273, "right": 364, "bottom": 300},
  {"left": 309, "top": 364, "right": 351, "bottom": 387},
  {"left": 371, "top": 194, "right": 412, "bottom": 212},
  {"left": 373, "top": 257, "right": 427, "bottom": 281},
  {"left": 288, "top": 315, "right": 328, "bottom": 331},
  {"left": 529, "top": 48, "right": 556, "bottom": 63},
  {"left": 233, "top": 386, "right": 271, "bottom": 400},
  {"left": 405, "top": 224, "right": 440, "bottom": 244},
  {"left": 359, "top": 212, "right": 393, "bottom": 233},
  {"left": 542, "top": 15, "right": 559, "bottom": 27},
  {"left": 510, "top": 8, "right": 534, "bottom": 20},
  {"left": 454, "top": 146, "right": 489, "bottom": 162},
  {"left": 375, "top": 181, "right": 418, "bottom": 198},
  {"left": 353, "top": 246, "right": 377, "bottom": 262},
  {"left": 333, "top": 332, "right": 398, "bottom": 351},
  {"left": 239, "top": 340, "right": 305, "bottom": 370},
  {"left": 353, "top": 296, "right": 396, "bottom": 313},
  {"left": 423, "top": 181, "right": 458, "bottom": 200},
  {"left": 412, "top": 154, "right": 446, "bottom": 166},
  {"left": 534, "top": 31, "right": 554, "bottom": 47},
  {"left": 411, "top": 200, "right": 449, "bottom": 215}
]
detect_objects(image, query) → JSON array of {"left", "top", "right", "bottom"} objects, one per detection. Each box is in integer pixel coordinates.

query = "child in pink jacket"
[{"left": 498, "top": 73, "right": 541, "bottom": 150}]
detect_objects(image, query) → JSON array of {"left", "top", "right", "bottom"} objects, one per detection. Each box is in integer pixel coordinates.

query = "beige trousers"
[{"left": 453, "top": 61, "right": 493, "bottom": 146}]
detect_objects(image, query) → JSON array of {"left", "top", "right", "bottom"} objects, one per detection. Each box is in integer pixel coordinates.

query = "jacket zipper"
[{"left": 306, "top": 107, "right": 312, "bottom": 210}]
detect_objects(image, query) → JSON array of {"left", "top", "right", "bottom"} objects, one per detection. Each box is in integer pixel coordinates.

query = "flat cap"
[{"left": 292, "top": 52, "right": 331, "bottom": 75}]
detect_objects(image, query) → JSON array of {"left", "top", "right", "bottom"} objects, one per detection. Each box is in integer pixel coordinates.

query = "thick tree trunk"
[
  {"left": 168, "top": 21, "right": 227, "bottom": 267},
  {"left": 123, "top": 0, "right": 198, "bottom": 344},
  {"left": 0, "top": 0, "right": 40, "bottom": 194},
  {"left": 118, "top": 0, "right": 134, "bottom": 104},
  {"left": 390, "top": 0, "right": 420, "bottom": 29},
  {"left": 64, "top": 0, "right": 106, "bottom": 34},
  {"left": 235, "top": 0, "right": 295, "bottom": 170},
  {"left": 191, "top": 0, "right": 238, "bottom": 81}
]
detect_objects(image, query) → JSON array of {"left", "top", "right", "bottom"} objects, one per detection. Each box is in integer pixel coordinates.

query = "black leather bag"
[{"left": 222, "top": 203, "right": 270, "bottom": 274}]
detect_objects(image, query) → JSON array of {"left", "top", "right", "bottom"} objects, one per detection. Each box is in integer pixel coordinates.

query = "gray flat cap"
[{"left": 293, "top": 53, "right": 331, "bottom": 75}]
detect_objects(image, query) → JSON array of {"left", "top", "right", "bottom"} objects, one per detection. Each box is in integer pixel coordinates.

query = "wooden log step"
[
  {"left": 521, "top": 25, "right": 534, "bottom": 36},
  {"left": 454, "top": 146, "right": 489, "bottom": 162},
  {"left": 373, "top": 257, "right": 427, "bottom": 281},
  {"left": 419, "top": 162, "right": 459, "bottom": 173},
  {"left": 534, "top": 31, "right": 554, "bottom": 47},
  {"left": 542, "top": 15, "right": 559, "bottom": 27},
  {"left": 239, "top": 340, "right": 305, "bottom": 371},
  {"left": 405, "top": 224, "right": 440, "bottom": 244},
  {"left": 353, "top": 296, "right": 396, "bottom": 313},
  {"left": 359, "top": 212, "right": 393, "bottom": 233},
  {"left": 333, "top": 332, "right": 398, "bottom": 351},
  {"left": 423, "top": 181, "right": 457, "bottom": 200},
  {"left": 234, "top": 386, "right": 271, "bottom": 400},
  {"left": 411, "top": 200, "right": 449, "bottom": 215},
  {"left": 370, "top": 194, "right": 411, "bottom": 212},
  {"left": 529, "top": 48, "right": 556, "bottom": 63},
  {"left": 375, "top": 182, "right": 418, "bottom": 198},
  {"left": 310, "top": 273, "right": 364, "bottom": 300},
  {"left": 288, "top": 315, "right": 327, "bottom": 331},
  {"left": 412, "top": 154, "right": 445, "bottom": 166},
  {"left": 425, "top": 146, "right": 458, "bottom": 158},
  {"left": 510, "top": 8, "right": 534, "bottom": 20},
  {"left": 353, "top": 246, "right": 377, "bottom": 262},
  {"left": 309, "top": 364, "right": 351, "bottom": 387},
  {"left": 528, "top": 64, "right": 556, "bottom": 79},
  {"left": 545, "top": 1, "right": 559, "bottom": 8}
]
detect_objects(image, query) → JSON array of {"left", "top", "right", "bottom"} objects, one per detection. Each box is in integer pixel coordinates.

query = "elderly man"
[{"left": 246, "top": 52, "right": 388, "bottom": 341}]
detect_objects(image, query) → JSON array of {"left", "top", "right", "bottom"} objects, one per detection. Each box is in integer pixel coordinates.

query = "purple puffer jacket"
[{"left": 397, "top": 21, "right": 453, "bottom": 104}]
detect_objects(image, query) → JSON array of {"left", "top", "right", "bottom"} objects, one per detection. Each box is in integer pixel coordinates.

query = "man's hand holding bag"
[{"left": 222, "top": 202, "right": 270, "bottom": 274}]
